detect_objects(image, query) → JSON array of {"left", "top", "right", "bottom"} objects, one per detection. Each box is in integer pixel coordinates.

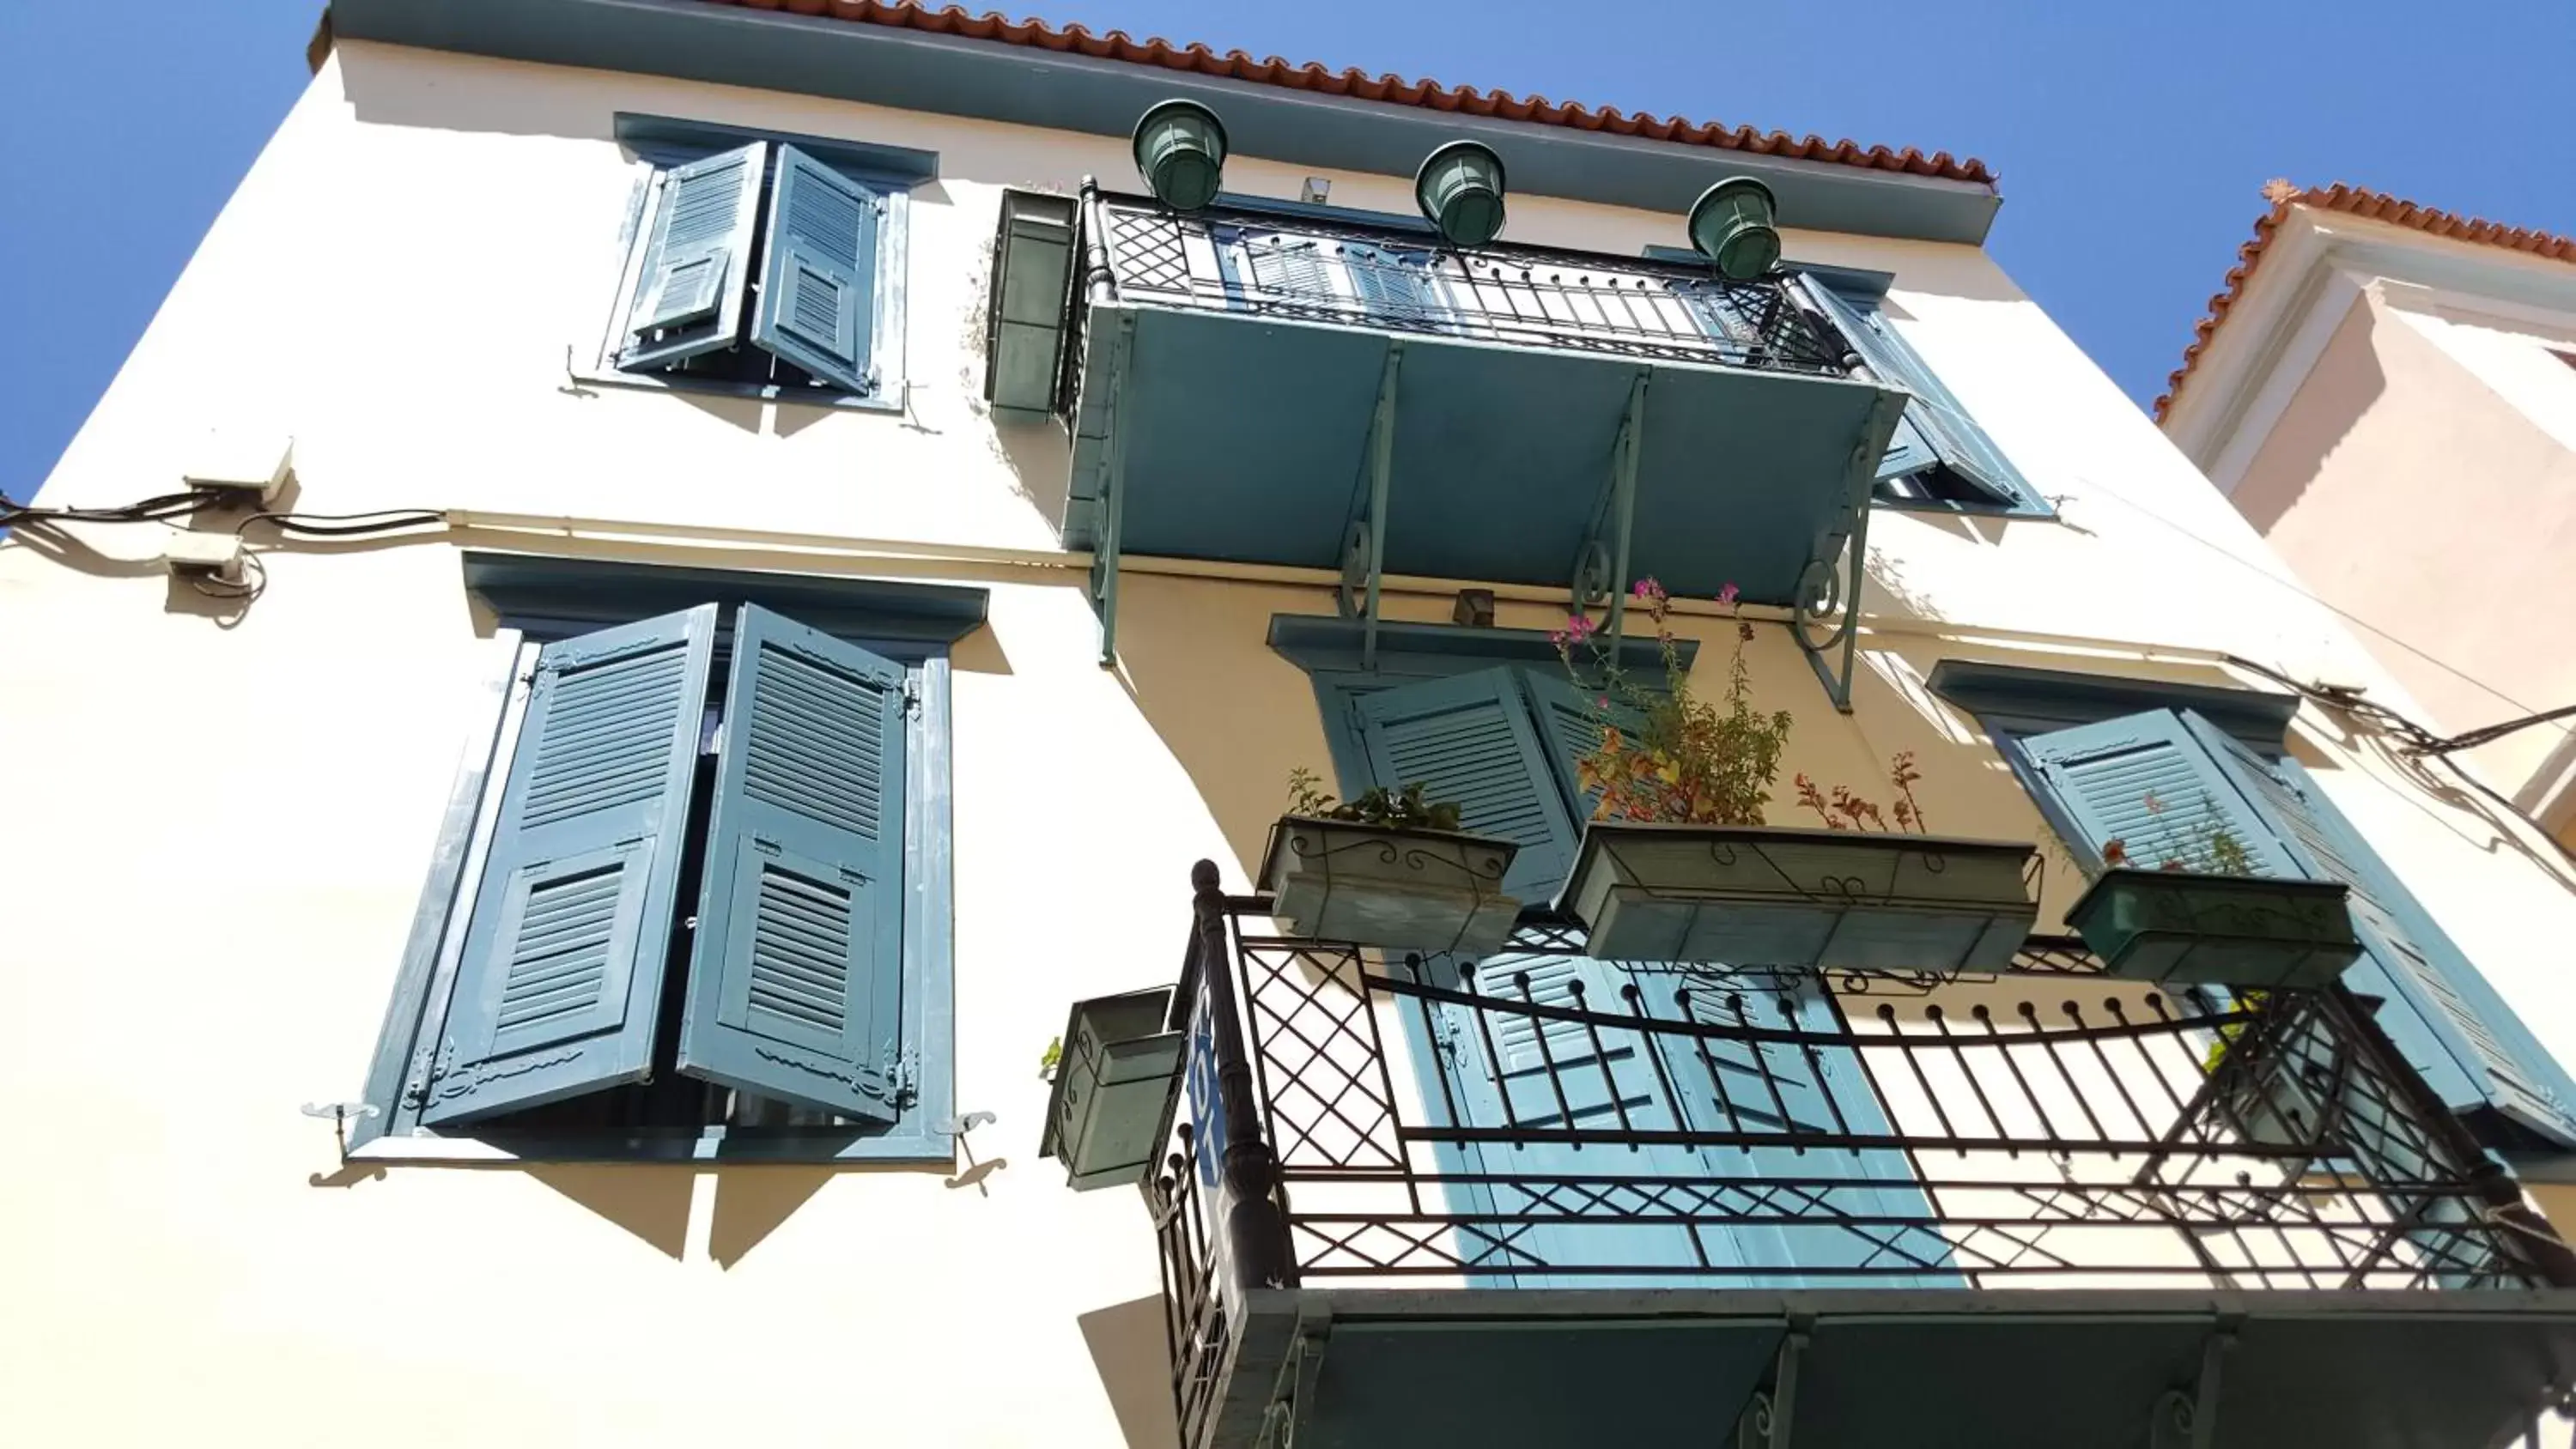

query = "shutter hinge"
[
  {"left": 902, "top": 677, "right": 923, "bottom": 717},
  {"left": 891, "top": 1047, "right": 922, "bottom": 1108},
  {"left": 872, "top": 194, "right": 888, "bottom": 219}
]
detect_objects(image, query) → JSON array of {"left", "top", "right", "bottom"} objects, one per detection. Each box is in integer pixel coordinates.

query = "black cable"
[
  {"left": 236, "top": 507, "right": 448, "bottom": 540},
  {"left": 2225, "top": 653, "right": 2576, "bottom": 870}
]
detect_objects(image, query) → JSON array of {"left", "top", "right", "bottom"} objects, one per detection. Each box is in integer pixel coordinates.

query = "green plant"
[
  {"left": 1791, "top": 750, "right": 1932, "bottom": 834},
  {"left": 1553, "top": 579, "right": 1791, "bottom": 824},
  {"left": 2101, "top": 792, "right": 2255, "bottom": 876},
  {"left": 1285, "top": 767, "right": 1464, "bottom": 833},
  {"left": 1038, "top": 1036, "right": 1062, "bottom": 1082},
  {"left": 2099, "top": 791, "right": 2268, "bottom": 1072}
]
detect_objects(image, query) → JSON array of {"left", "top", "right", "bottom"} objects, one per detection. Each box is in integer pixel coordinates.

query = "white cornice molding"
[{"left": 2163, "top": 209, "right": 2576, "bottom": 492}]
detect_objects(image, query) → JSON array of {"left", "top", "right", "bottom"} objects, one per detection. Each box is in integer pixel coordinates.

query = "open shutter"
[
  {"left": 750, "top": 145, "right": 880, "bottom": 394},
  {"left": 2180, "top": 713, "right": 2576, "bottom": 1146},
  {"left": 619, "top": 142, "right": 766, "bottom": 373},
  {"left": 1518, "top": 669, "right": 1644, "bottom": 823},
  {"left": 1353, "top": 668, "right": 1581, "bottom": 903},
  {"left": 1803, "top": 279, "right": 2031, "bottom": 508},
  {"left": 2017, "top": 710, "right": 2500, "bottom": 1133},
  {"left": 422, "top": 606, "right": 717, "bottom": 1125},
  {"left": 678, "top": 605, "right": 908, "bottom": 1122}
]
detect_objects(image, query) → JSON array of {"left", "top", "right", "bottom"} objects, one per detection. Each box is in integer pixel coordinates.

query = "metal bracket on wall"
[
  {"left": 1795, "top": 388, "right": 1906, "bottom": 712},
  {"left": 1089, "top": 312, "right": 1139, "bottom": 667},
  {"left": 1256, "top": 1307, "right": 1331, "bottom": 1449},
  {"left": 301, "top": 1100, "right": 380, "bottom": 1163},
  {"left": 2149, "top": 1324, "right": 2237, "bottom": 1449},
  {"left": 1733, "top": 1321, "right": 1809, "bottom": 1449},
  {"left": 1334, "top": 343, "right": 1404, "bottom": 670},
  {"left": 1569, "top": 368, "right": 1649, "bottom": 642}
]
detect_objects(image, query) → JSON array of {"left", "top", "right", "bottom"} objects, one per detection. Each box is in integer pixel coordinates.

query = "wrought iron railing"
[
  {"left": 1078, "top": 186, "right": 1852, "bottom": 375},
  {"left": 1145, "top": 864, "right": 2574, "bottom": 1448}
]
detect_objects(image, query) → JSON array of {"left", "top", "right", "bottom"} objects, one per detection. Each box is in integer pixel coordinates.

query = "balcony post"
[
  {"left": 1359, "top": 343, "right": 1402, "bottom": 670},
  {"left": 1190, "top": 859, "right": 1294, "bottom": 1291}
]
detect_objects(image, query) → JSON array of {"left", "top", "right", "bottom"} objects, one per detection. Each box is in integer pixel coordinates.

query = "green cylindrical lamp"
[
  {"left": 1132, "top": 100, "right": 1229, "bottom": 212},
  {"left": 1414, "top": 140, "right": 1508, "bottom": 247},
  {"left": 1689, "top": 177, "right": 1781, "bottom": 280}
]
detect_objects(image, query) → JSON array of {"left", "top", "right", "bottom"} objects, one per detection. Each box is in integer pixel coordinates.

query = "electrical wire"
[{"left": 2225, "top": 654, "right": 2576, "bottom": 870}]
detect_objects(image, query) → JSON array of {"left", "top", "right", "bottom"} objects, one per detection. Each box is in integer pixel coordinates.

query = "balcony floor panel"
[
  {"left": 1219, "top": 1287, "right": 2576, "bottom": 1449},
  {"left": 1098, "top": 307, "right": 1893, "bottom": 605}
]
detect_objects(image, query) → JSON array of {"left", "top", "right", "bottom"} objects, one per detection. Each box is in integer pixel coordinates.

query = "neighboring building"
[
  {"left": 6, "top": 5, "right": 2576, "bottom": 1446},
  {"left": 2158, "top": 180, "right": 2576, "bottom": 847}
]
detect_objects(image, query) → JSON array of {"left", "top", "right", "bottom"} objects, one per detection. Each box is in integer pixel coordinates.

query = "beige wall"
[
  {"left": 2230, "top": 284, "right": 2576, "bottom": 803},
  {"left": 7, "top": 37, "right": 2576, "bottom": 1447}
]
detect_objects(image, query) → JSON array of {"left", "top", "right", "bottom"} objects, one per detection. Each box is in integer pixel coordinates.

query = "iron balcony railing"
[
  {"left": 1078, "top": 187, "right": 1853, "bottom": 377},
  {"left": 1149, "top": 864, "right": 2576, "bottom": 1449}
]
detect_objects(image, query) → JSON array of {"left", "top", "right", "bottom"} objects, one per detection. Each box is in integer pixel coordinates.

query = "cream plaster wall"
[{"left": 7, "top": 37, "right": 2576, "bottom": 1447}]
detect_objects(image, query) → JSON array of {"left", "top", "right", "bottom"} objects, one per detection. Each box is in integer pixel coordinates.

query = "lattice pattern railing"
[{"left": 1091, "top": 192, "right": 1850, "bottom": 375}]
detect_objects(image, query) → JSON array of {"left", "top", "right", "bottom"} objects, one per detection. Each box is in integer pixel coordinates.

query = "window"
[
  {"left": 1995, "top": 702, "right": 2576, "bottom": 1152},
  {"left": 359, "top": 576, "right": 968, "bottom": 1162},
  {"left": 596, "top": 121, "right": 920, "bottom": 407},
  {"left": 1800, "top": 277, "right": 2045, "bottom": 515}
]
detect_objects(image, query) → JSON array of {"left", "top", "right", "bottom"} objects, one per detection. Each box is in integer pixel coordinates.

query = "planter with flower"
[
  {"left": 2064, "top": 796, "right": 2361, "bottom": 989},
  {"left": 1259, "top": 771, "right": 1524, "bottom": 957},
  {"left": 1553, "top": 580, "right": 2039, "bottom": 970}
]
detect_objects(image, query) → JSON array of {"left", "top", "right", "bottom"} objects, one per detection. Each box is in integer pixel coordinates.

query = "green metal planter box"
[
  {"left": 1563, "top": 823, "right": 2038, "bottom": 971},
  {"left": 1039, "top": 986, "right": 1184, "bottom": 1191},
  {"left": 1260, "top": 816, "right": 1522, "bottom": 958},
  {"left": 2067, "top": 870, "right": 2362, "bottom": 988}
]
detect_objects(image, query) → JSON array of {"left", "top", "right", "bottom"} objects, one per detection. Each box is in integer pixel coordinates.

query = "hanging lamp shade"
[
  {"left": 1414, "top": 141, "right": 1508, "bottom": 247},
  {"left": 1688, "top": 178, "right": 1781, "bottom": 280},
  {"left": 1132, "top": 100, "right": 1229, "bottom": 212}
]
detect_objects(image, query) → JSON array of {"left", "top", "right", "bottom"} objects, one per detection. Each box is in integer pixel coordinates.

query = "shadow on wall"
[
  {"left": 504, "top": 1165, "right": 845, "bottom": 1265},
  {"left": 2225, "top": 297, "right": 2385, "bottom": 536},
  {"left": 1099, "top": 570, "right": 1352, "bottom": 882},
  {"left": 1078, "top": 1294, "right": 1182, "bottom": 1449},
  {"left": 2287, "top": 700, "right": 2576, "bottom": 895}
]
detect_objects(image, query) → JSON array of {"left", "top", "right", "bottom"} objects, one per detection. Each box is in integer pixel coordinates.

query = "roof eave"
[{"left": 329, "top": 0, "right": 2002, "bottom": 246}]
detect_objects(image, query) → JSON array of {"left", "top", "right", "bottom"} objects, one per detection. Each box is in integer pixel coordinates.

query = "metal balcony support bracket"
[
  {"left": 2151, "top": 1323, "right": 2238, "bottom": 1449},
  {"left": 1090, "top": 311, "right": 1139, "bottom": 667},
  {"left": 1569, "top": 369, "right": 1649, "bottom": 640},
  {"left": 1256, "top": 1308, "right": 1331, "bottom": 1449},
  {"left": 1735, "top": 1322, "right": 1810, "bottom": 1449},
  {"left": 1338, "top": 344, "right": 1404, "bottom": 670},
  {"left": 1795, "top": 388, "right": 1907, "bottom": 712}
]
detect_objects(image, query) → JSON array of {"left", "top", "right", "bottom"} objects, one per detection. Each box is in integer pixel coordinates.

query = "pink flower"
[
  {"left": 1631, "top": 576, "right": 1667, "bottom": 604},
  {"left": 1595, "top": 695, "right": 1609, "bottom": 709},
  {"left": 1560, "top": 613, "right": 1596, "bottom": 643},
  {"left": 1716, "top": 582, "right": 1741, "bottom": 609}
]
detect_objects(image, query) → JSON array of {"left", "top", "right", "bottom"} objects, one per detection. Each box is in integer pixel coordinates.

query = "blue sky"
[{"left": 5, "top": 0, "right": 2573, "bottom": 500}]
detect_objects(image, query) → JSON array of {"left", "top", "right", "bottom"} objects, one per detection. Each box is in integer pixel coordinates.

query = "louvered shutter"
[
  {"left": 2017, "top": 710, "right": 2493, "bottom": 1129},
  {"left": 2179, "top": 712, "right": 2576, "bottom": 1145},
  {"left": 1346, "top": 242, "right": 1445, "bottom": 328},
  {"left": 1518, "top": 669, "right": 1645, "bottom": 824},
  {"left": 1803, "top": 280, "right": 2032, "bottom": 508},
  {"left": 750, "top": 145, "right": 880, "bottom": 394},
  {"left": 1352, "top": 668, "right": 1582, "bottom": 902},
  {"left": 422, "top": 606, "right": 717, "bottom": 1125},
  {"left": 677, "top": 605, "right": 908, "bottom": 1122},
  {"left": 619, "top": 142, "right": 766, "bottom": 373}
]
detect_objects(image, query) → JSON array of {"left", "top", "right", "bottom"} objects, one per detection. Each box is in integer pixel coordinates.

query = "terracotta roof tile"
[
  {"left": 2156, "top": 182, "right": 2576, "bottom": 420},
  {"left": 696, "top": 1, "right": 1994, "bottom": 183}
]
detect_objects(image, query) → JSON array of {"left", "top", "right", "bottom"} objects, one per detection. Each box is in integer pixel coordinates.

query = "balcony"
[
  {"left": 1130, "top": 866, "right": 2576, "bottom": 1449},
  {"left": 991, "top": 187, "right": 1906, "bottom": 703}
]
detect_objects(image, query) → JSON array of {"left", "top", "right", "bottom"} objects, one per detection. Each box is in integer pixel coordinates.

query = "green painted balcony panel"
[{"left": 1048, "top": 191, "right": 1905, "bottom": 609}]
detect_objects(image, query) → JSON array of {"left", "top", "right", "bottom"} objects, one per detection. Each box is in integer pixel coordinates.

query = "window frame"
[
  {"left": 350, "top": 577, "right": 968, "bottom": 1166},
  {"left": 572, "top": 118, "right": 927, "bottom": 414}
]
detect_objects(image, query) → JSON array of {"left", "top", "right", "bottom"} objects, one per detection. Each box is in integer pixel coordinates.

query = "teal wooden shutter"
[
  {"left": 619, "top": 142, "right": 766, "bottom": 373},
  {"left": 422, "top": 606, "right": 717, "bottom": 1125},
  {"left": 750, "top": 145, "right": 880, "bottom": 394},
  {"left": 677, "top": 605, "right": 908, "bottom": 1122},
  {"left": 1347, "top": 242, "right": 1444, "bottom": 327},
  {"left": 1352, "top": 668, "right": 1581, "bottom": 901},
  {"left": 1518, "top": 668, "right": 1642, "bottom": 822},
  {"left": 2017, "top": 710, "right": 2500, "bottom": 1130},
  {"left": 2178, "top": 712, "right": 2576, "bottom": 1145},
  {"left": 1805, "top": 280, "right": 2033, "bottom": 509}
]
